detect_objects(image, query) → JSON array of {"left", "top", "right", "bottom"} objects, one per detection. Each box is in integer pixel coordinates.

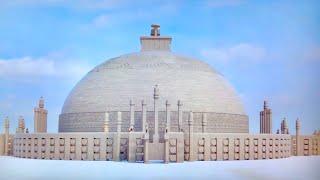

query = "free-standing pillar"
[
  {"left": 143, "top": 132, "right": 149, "bottom": 164},
  {"left": 166, "top": 100, "right": 171, "bottom": 132},
  {"left": 177, "top": 100, "right": 183, "bottom": 132},
  {"left": 104, "top": 112, "right": 109, "bottom": 132},
  {"left": 296, "top": 118, "right": 300, "bottom": 156},
  {"left": 188, "top": 111, "right": 194, "bottom": 161},
  {"left": 130, "top": 100, "right": 135, "bottom": 130},
  {"left": 202, "top": 113, "right": 207, "bottom": 133},
  {"left": 114, "top": 111, "right": 122, "bottom": 161},
  {"left": 142, "top": 100, "right": 147, "bottom": 133},
  {"left": 153, "top": 85, "right": 159, "bottom": 142},
  {"left": 4, "top": 117, "right": 10, "bottom": 156},
  {"left": 164, "top": 131, "right": 169, "bottom": 164}
]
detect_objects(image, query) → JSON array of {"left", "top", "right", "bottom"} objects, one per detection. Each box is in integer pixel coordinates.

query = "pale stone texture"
[{"left": 59, "top": 51, "right": 248, "bottom": 133}]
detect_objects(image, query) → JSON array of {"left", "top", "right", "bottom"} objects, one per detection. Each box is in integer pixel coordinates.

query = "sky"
[{"left": 0, "top": 0, "right": 319, "bottom": 134}]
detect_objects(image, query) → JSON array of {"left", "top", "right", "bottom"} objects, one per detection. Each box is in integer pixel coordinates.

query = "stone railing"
[
  {"left": 291, "top": 135, "right": 320, "bottom": 156},
  {"left": 13, "top": 132, "right": 146, "bottom": 162},
  {"left": 185, "top": 133, "right": 292, "bottom": 161}
]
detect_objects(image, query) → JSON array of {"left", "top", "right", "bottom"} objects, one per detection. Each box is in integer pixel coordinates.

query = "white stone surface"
[{"left": 61, "top": 51, "right": 246, "bottom": 114}]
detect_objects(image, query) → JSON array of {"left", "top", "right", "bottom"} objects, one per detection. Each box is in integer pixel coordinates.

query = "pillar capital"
[
  {"left": 130, "top": 100, "right": 135, "bottom": 106},
  {"left": 142, "top": 100, "right": 147, "bottom": 106}
]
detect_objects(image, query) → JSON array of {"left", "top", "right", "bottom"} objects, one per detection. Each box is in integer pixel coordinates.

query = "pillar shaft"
[
  {"left": 189, "top": 112, "right": 194, "bottom": 161},
  {"left": 130, "top": 100, "right": 135, "bottom": 127},
  {"left": 142, "top": 100, "right": 147, "bottom": 133},
  {"left": 143, "top": 133, "right": 149, "bottom": 163},
  {"left": 178, "top": 100, "right": 183, "bottom": 132},
  {"left": 153, "top": 86, "right": 159, "bottom": 142},
  {"left": 114, "top": 111, "right": 122, "bottom": 161},
  {"left": 166, "top": 100, "right": 171, "bottom": 132},
  {"left": 104, "top": 112, "right": 109, "bottom": 133},
  {"left": 296, "top": 119, "right": 300, "bottom": 156},
  {"left": 4, "top": 118, "right": 10, "bottom": 156},
  {"left": 202, "top": 113, "right": 207, "bottom": 133}
]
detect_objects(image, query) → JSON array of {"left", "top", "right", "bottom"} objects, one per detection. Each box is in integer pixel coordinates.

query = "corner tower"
[
  {"left": 34, "top": 97, "right": 48, "bottom": 133},
  {"left": 260, "top": 101, "right": 272, "bottom": 134}
]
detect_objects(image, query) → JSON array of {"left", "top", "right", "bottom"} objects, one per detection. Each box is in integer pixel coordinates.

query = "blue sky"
[{"left": 0, "top": 0, "right": 319, "bottom": 134}]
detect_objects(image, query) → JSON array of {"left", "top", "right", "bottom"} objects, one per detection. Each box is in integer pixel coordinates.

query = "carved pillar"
[
  {"left": 5, "top": 117, "right": 10, "bottom": 156},
  {"left": 130, "top": 100, "right": 135, "bottom": 129},
  {"left": 114, "top": 111, "right": 122, "bottom": 161},
  {"left": 153, "top": 85, "right": 159, "bottom": 142},
  {"left": 104, "top": 112, "right": 109, "bottom": 133},
  {"left": 296, "top": 118, "right": 300, "bottom": 156},
  {"left": 188, "top": 111, "right": 194, "bottom": 161},
  {"left": 164, "top": 135, "right": 169, "bottom": 164},
  {"left": 142, "top": 100, "right": 147, "bottom": 133},
  {"left": 166, "top": 100, "right": 171, "bottom": 132},
  {"left": 202, "top": 113, "right": 207, "bottom": 133},
  {"left": 143, "top": 132, "right": 149, "bottom": 164},
  {"left": 177, "top": 100, "right": 183, "bottom": 132}
]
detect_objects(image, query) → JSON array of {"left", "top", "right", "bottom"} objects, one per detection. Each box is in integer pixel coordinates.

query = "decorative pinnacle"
[
  {"left": 154, "top": 85, "right": 159, "bottom": 99},
  {"left": 5, "top": 116, "right": 9, "bottom": 128},
  {"left": 296, "top": 118, "right": 300, "bottom": 129},
  {"left": 39, "top": 97, "right": 44, "bottom": 108},
  {"left": 264, "top": 100, "right": 268, "bottom": 110},
  {"left": 150, "top": 24, "right": 160, "bottom": 36}
]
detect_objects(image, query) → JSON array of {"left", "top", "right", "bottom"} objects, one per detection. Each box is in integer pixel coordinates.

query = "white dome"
[
  {"left": 61, "top": 51, "right": 246, "bottom": 115},
  {"left": 59, "top": 26, "right": 248, "bottom": 133}
]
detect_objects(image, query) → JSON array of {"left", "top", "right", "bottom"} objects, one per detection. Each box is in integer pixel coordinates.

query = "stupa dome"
[{"left": 59, "top": 25, "right": 248, "bottom": 134}]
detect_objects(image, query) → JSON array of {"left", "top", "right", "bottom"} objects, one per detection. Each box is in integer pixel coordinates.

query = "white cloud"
[
  {"left": 200, "top": 43, "right": 266, "bottom": 64},
  {"left": 207, "top": 0, "right": 244, "bottom": 8},
  {"left": 0, "top": 54, "right": 92, "bottom": 81}
]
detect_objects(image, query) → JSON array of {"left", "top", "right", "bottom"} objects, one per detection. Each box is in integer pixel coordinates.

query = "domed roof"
[{"left": 61, "top": 50, "right": 246, "bottom": 115}]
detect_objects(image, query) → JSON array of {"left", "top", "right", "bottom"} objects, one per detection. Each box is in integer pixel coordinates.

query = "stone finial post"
[
  {"left": 26, "top": 128, "right": 29, "bottom": 133},
  {"left": 104, "top": 112, "right": 109, "bottom": 133},
  {"left": 5, "top": 116, "right": 10, "bottom": 156},
  {"left": 130, "top": 100, "right": 135, "bottom": 129},
  {"left": 296, "top": 118, "right": 300, "bottom": 156},
  {"left": 188, "top": 111, "right": 194, "bottom": 161},
  {"left": 277, "top": 129, "right": 280, "bottom": 134},
  {"left": 177, "top": 100, "right": 183, "bottom": 132},
  {"left": 114, "top": 111, "right": 122, "bottom": 161},
  {"left": 202, "top": 113, "right": 207, "bottom": 133},
  {"left": 142, "top": 100, "right": 147, "bottom": 133},
  {"left": 153, "top": 85, "right": 159, "bottom": 142},
  {"left": 166, "top": 100, "right": 171, "bottom": 132}
]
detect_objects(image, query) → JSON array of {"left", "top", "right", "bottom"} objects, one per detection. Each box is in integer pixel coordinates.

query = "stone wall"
[
  {"left": 13, "top": 132, "right": 145, "bottom": 161},
  {"left": 185, "top": 133, "right": 292, "bottom": 161},
  {"left": 291, "top": 135, "right": 320, "bottom": 156},
  {"left": 0, "top": 134, "right": 14, "bottom": 156}
]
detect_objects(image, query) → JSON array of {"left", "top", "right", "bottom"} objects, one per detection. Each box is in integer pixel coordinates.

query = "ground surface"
[{"left": 0, "top": 156, "right": 319, "bottom": 180}]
